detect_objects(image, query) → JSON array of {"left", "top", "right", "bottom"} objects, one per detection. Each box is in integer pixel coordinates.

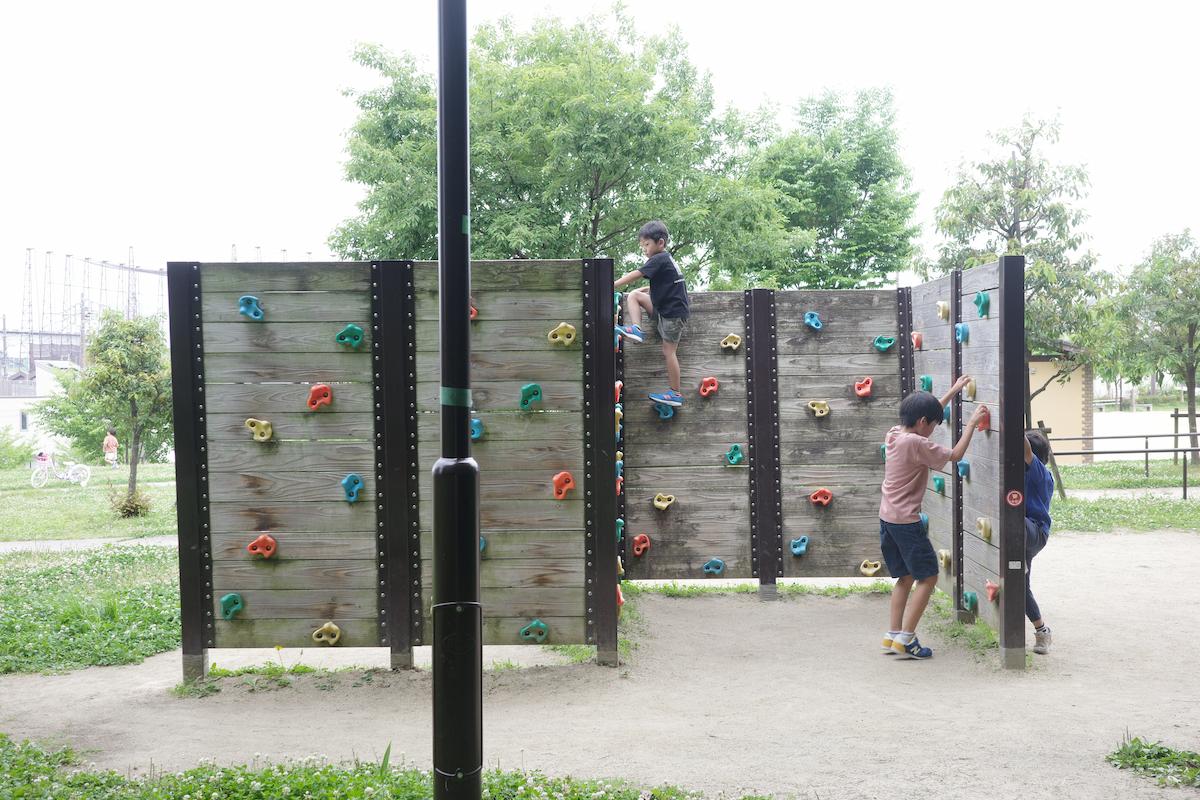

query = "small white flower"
[{"left": 281, "top": 787, "right": 291, "bottom": 796}]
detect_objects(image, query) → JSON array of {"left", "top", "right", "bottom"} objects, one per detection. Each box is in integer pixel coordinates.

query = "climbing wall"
[
  {"left": 775, "top": 290, "right": 903, "bottom": 578},
  {"left": 193, "top": 263, "right": 383, "bottom": 649},
  {"left": 621, "top": 292, "right": 752, "bottom": 579},
  {"left": 909, "top": 274, "right": 958, "bottom": 601}
]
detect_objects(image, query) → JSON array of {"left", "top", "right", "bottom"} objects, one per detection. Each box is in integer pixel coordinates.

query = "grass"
[
  {"left": 1057, "top": 458, "right": 1190, "bottom": 490},
  {"left": 0, "top": 733, "right": 722, "bottom": 800},
  {"left": 0, "top": 546, "right": 180, "bottom": 674},
  {"left": 1108, "top": 733, "right": 1200, "bottom": 788},
  {"left": 1053, "top": 496, "right": 1200, "bottom": 532},
  {"left": 621, "top": 580, "right": 894, "bottom": 599},
  {"left": 0, "top": 464, "right": 177, "bottom": 542}
]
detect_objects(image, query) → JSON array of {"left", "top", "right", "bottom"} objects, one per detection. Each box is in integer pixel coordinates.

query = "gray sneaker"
[{"left": 1033, "top": 627, "right": 1052, "bottom": 654}]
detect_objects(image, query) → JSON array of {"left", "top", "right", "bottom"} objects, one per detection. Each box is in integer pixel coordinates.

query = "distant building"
[
  {"left": 0, "top": 360, "right": 80, "bottom": 460},
  {"left": 1030, "top": 355, "right": 1094, "bottom": 465}
]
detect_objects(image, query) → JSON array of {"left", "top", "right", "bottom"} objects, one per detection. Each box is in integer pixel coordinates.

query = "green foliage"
[
  {"left": 1053, "top": 496, "right": 1200, "bottom": 532},
  {"left": 1057, "top": 459, "right": 1185, "bottom": 490},
  {"left": 109, "top": 486, "right": 152, "bottom": 518},
  {"left": 0, "top": 547, "right": 180, "bottom": 673},
  {"left": 1085, "top": 273, "right": 1151, "bottom": 389},
  {"left": 1108, "top": 734, "right": 1200, "bottom": 788},
  {"left": 620, "top": 580, "right": 892, "bottom": 598},
  {"left": 0, "top": 426, "right": 34, "bottom": 469}
]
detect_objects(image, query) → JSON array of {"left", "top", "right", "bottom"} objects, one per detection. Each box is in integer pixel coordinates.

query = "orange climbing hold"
[
  {"left": 977, "top": 406, "right": 991, "bottom": 431},
  {"left": 632, "top": 533, "right": 651, "bottom": 557},
  {"left": 911, "top": 331, "right": 923, "bottom": 350},
  {"left": 246, "top": 533, "right": 277, "bottom": 559},
  {"left": 469, "top": 305, "right": 478, "bottom": 321},
  {"left": 854, "top": 377, "right": 873, "bottom": 398},
  {"left": 616, "top": 476, "right": 624, "bottom": 497},
  {"left": 307, "top": 383, "right": 333, "bottom": 411},
  {"left": 699, "top": 376, "right": 719, "bottom": 397},
  {"left": 810, "top": 487, "right": 833, "bottom": 506},
  {"left": 552, "top": 471, "right": 575, "bottom": 500},
  {"left": 616, "top": 584, "right": 625, "bottom": 615},
  {"left": 986, "top": 580, "right": 1000, "bottom": 603},
  {"left": 614, "top": 380, "right": 623, "bottom": 404}
]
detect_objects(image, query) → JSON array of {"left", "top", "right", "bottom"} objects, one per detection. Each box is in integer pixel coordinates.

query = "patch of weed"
[
  {"left": 1053, "top": 496, "right": 1200, "bottom": 532},
  {"left": 544, "top": 644, "right": 595, "bottom": 664},
  {"left": 1108, "top": 733, "right": 1200, "bottom": 787},
  {"left": 171, "top": 680, "right": 220, "bottom": 699},
  {"left": 488, "top": 659, "right": 522, "bottom": 671}
]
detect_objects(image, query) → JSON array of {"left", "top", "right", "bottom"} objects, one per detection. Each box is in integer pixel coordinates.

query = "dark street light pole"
[{"left": 431, "top": 0, "right": 482, "bottom": 798}]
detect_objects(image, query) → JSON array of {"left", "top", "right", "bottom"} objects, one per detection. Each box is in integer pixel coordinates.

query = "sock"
[
  {"left": 894, "top": 631, "right": 914, "bottom": 645},
  {"left": 1035, "top": 624, "right": 1049, "bottom": 634},
  {"left": 886, "top": 630, "right": 900, "bottom": 638}
]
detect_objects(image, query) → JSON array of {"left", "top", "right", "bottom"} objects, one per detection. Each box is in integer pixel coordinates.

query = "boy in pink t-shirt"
[{"left": 879, "top": 379, "right": 987, "bottom": 659}]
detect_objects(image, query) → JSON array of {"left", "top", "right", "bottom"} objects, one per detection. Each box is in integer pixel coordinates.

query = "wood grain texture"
[
  {"left": 418, "top": 587, "right": 584, "bottom": 618},
  {"left": 620, "top": 402, "right": 749, "bottom": 441},
  {"left": 415, "top": 348, "right": 582, "bottom": 384},
  {"left": 416, "top": 499, "right": 584, "bottom": 531},
  {"left": 776, "top": 376, "right": 903, "bottom": 400},
  {"left": 211, "top": 589, "right": 376, "bottom": 620},
  {"left": 206, "top": 382, "right": 375, "bottom": 413},
  {"left": 621, "top": 488, "right": 749, "bottom": 521},
  {"left": 209, "top": 501, "right": 376, "bottom": 534},
  {"left": 416, "top": 293, "right": 580, "bottom": 322},
  {"left": 210, "top": 470, "right": 377, "bottom": 504},
  {"left": 960, "top": 348, "right": 1002, "bottom": 382},
  {"left": 417, "top": 412, "right": 580, "bottom": 442},
  {"left": 776, "top": 350, "right": 903, "bottom": 377},
  {"left": 421, "top": 529, "right": 583, "bottom": 561},
  {"left": 963, "top": 558, "right": 1001, "bottom": 630},
  {"left": 960, "top": 261, "right": 1000, "bottom": 296},
  {"left": 205, "top": 352, "right": 372, "bottom": 385},
  {"left": 778, "top": 393, "right": 900, "bottom": 421},
  {"left": 417, "top": 438, "right": 582, "bottom": 473},
  {"left": 623, "top": 438, "right": 759, "bottom": 469},
  {"left": 420, "top": 559, "right": 584, "bottom": 589},
  {"left": 953, "top": 316, "right": 1000, "bottom": 348},
  {"left": 416, "top": 470, "right": 587, "bottom": 503},
  {"left": 415, "top": 319, "right": 584, "bottom": 352},
  {"left": 201, "top": 263, "right": 372, "bottom": 293},
  {"left": 962, "top": 528, "right": 1000, "bottom": 574},
  {"left": 621, "top": 352, "right": 748, "bottom": 386},
  {"left": 415, "top": 381, "right": 582, "bottom": 412},
  {"left": 620, "top": 465, "right": 751, "bottom": 491},
  {"left": 774, "top": 289, "right": 895, "bottom": 324},
  {"left": 622, "top": 529, "right": 753, "bottom": 580},
  {"left": 208, "top": 441, "right": 376, "bottom": 473},
  {"left": 207, "top": 412, "right": 374, "bottom": 443},
  {"left": 211, "top": 532, "right": 378, "bottom": 561},
  {"left": 963, "top": 477, "right": 1002, "bottom": 522},
  {"left": 214, "top": 619, "right": 379, "bottom": 648},
  {"left": 776, "top": 331, "right": 901, "bottom": 356},
  {"left": 202, "top": 292, "right": 371, "bottom": 324},
  {"left": 780, "top": 529, "right": 892, "bottom": 579},
  {"left": 204, "top": 322, "right": 375, "bottom": 355},
  {"left": 213, "top": 559, "right": 377, "bottom": 590},
  {"left": 412, "top": 259, "right": 583, "bottom": 292}
]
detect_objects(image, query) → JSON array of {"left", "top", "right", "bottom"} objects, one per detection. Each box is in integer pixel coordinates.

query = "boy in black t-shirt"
[{"left": 615, "top": 220, "right": 690, "bottom": 406}]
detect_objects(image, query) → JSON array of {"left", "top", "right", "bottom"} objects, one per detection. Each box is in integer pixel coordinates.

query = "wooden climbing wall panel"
[
  {"left": 621, "top": 292, "right": 752, "bottom": 580},
  {"left": 775, "top": 290, "right": 902, "bottom": 578},
  {"left": 413, "top": 260, "right": 591, "bottom": 645}
]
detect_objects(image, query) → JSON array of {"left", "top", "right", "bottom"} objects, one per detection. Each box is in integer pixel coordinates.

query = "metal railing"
[{"left": 1047, "top": 432, "right": 1200, "bottom": 499}]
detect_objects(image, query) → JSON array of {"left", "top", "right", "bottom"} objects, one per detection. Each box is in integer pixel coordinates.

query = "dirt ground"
[{"left": 3, "top": 530, "right": 1198, "bottom": 799}]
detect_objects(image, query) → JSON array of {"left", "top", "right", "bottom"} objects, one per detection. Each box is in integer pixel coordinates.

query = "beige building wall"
[{"left": 1030, "top": 357, "right": 1093, "bottom": 464}]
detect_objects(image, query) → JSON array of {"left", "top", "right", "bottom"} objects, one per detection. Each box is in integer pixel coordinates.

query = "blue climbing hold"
[
  {"left": 790, "top": 536, "right": 809, "bottom": 557},
  {"left": 804, "top": 311, "right": 823, "bottom": 330},
  {"left": 920, "top": 375, "right": 933, "bottom": 392},
  {"left": 219, "top": 593, "right": 244, "bottom": 620},
  {"left": 615, "top": 460, "right": 624, "bottom": 478},
  {"left": 614, "top": 291, "right": 622, "bottom": 314},
  {"left": 654, "top": 403, "right": 675, "bottom": 420},
  {"left": 470, "top": 418, "right": 484, "bottom": 440},
  {"left": 616, "top": 518, "right": 624, "bottom": 542},
  {"left": 955, "top": 323, "right": 970, "bottom": 344},
  {"left": 479, "top": 535, "right": 487, "bottom": 553},
  {"left": 238, "top": 295, "right": 264, "bottom": 321},
  {"left": 943, "top": 404, "right": 951, "bottom": 423},
  {"left": 520, "top": 383, "right": 543, "bottom": 410},
  {"left": 613, "top": 328, "right": 621, "bottom": 350},
  {"left": 957, "top": 460, "right": 971, "bottom": 479},
  {"left": 616, "top": 423, "right": 623, "bottom": 444},
  {"left": 520, "top": 618, "right": 549, "bottom": 644},
  {"left": 341, "top": 473, "right": 364, "bottom": 503},
  {"left": 919, "top": 512, "right": 929, "bottom": 533},
  {"left": 974, "top": 291, "right": 990, "bottom": 318},
  {"left": 933, "top": 475, "right": 945, "bottom": 494},
  {"left": 702, "top": 558, "right": 726, "bottom": 576},
  {"left": 724, "top": 443, "right": 745, "bottom": 466}
]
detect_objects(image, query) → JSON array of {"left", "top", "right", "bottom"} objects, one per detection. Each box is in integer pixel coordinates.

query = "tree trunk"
[
  {"left": 127, "top": 398, "right": 140, "bottom": 499},
  {"left": 1187, "top": 364, "right": 1198, "bottom": 466}
]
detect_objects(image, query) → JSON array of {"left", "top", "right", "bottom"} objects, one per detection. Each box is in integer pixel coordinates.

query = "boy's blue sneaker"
[
  {"left": 891, "top": 636, "right": 933, "bottom": 660},
  {"left": 648, "top": 389, "right": 684, "bottom": 407},
  {"left": 617, "top": 324, "right": 645, "bottom": 343}
]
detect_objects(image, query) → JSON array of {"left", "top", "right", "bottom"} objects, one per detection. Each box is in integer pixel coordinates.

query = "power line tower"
[{"left": 19, "top": 248, "right": 33, "bottom": 374}]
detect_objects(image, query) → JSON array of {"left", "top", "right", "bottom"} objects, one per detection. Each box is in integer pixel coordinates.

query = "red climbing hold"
[
  {"left": 307, "top": 383, "right": 333, "bottom": 411},
  {"left": 616, "top": 476, "right": 624, "bottom": 497},
  {"left": 911, "top": 331, "right": 923, "bottom": 350},
  {"left": 977, "top": 406, "right": 991, "bottom": 431},
  {"left": 632, "top": 533, "right": 651, "bottom": 557},
  {"left": 614, "top": 380, "right": 623, "bottom": 404},
  {"left": 469, "top": 305, "right": 478, "bottom": 321},
  {"left": 986, "top": 580, "right": 1000, "bottom": 603},
  {"left": 699, "top": 376, "right": 719, "bottom": 398},
  {"left": 246, "top": 533, "right": 277, "bottom": 559},
  {"left": 616, "top": 584, "right": 625, "bottom": 614},
  {"left": 810, "top": 487, "right": 833, "bottom": 507},
  {"left": 553, "top": 471, "right": 575, "bottom": 500},
  {"left": 854, "top": 377, "right": 873, "bottom": 398}
]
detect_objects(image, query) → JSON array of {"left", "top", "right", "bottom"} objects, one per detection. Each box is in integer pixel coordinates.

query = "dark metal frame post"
[
  {"left": 950, "top": 269, "right": 968, "bottom": 622},
  {"left": 432, "top": 0, "right": 482, "bottom": 796},
  {"left": 375, "top": 261, "right": 420, "bottom": 668},
  {"left": 895, "top": 287, "right": 914, "bottom": 395},
  {"left": 167, "top": 262, "right": 212, "bottom": 681},
  {"left": 582, "top": 259, "right": 619, "bottom": 664},
  {"left": 744, "top": 289, "right": 783, "bottom": 597},
  {"left": 998, "top": 255, "right": 1027, "bottom": 669}
]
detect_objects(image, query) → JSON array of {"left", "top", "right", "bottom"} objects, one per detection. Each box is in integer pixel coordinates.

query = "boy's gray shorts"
[{"left": 657, "top": 315, "right": 687, "bottom": 344}]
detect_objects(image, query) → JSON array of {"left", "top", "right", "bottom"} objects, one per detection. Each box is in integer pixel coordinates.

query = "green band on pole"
[
  {"left": 461, "top": 214, "right": 470, "bottom": 235},
  {"left": 440, "top": 386, "right": 472, "bottom": 407}
]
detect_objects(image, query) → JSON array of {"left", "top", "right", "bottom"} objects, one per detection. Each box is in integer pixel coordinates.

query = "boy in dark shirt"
[
  {"left": 614, "top": 221, "right": 691, "bottom": 406},
  {"left": 1024, "top": 430, "right": 1055, "bottom": 654}
]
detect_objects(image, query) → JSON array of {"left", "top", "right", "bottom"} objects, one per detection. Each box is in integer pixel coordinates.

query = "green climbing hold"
[
  {"left": 519, "top": 618, "right": 549, "bottom": 644},
  {"left": 725, "top": 443, "right": 745, "bottom": 466},
  {"left": 520, "top": 383, "right": 543, "bottom": 410},
  {"left": 219, "top": 593, "right": 244, "bottom": 620},
  {"left": 974, "top": 291, "right": 990, "bottom": 318},
  {"left": 614, "top": 291, "right": 622, "bottom": 314},
  {"left": 932, "top": 475, "right": 945, "bottom": 494},
  {"left": 962, "top": 591, "right": 979, "bottom": 613},
  {"left": 335, "top": 323, "right": 365, "bottom": 349},
  {"left": 880, "top": 443, "right": 886, "bottom": 462},
  {"left": 955, "top": 323, "right": 970, "bottom": 344},
  {"left": 616, "top": 518, "right": 624, "bottom": 542},
  {"left": 872, "top": 335, "right": 896, "bottom": 353},
  {"left": 943, "top": 404, "right": 951, "bottom": 423},
  {"left": 920, "top": 375, "right": 933, "bottom": 392}
]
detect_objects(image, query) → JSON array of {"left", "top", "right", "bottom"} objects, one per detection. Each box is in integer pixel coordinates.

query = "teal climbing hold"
[
  {"left": 804, "top": 311, "right": 823, "bottom": 330},
  {"left": 341, "top": 473, "right": 364, "bottom": 503},
  {"left": 724, "top": 443, "right": 745, "bottom": 466},
  {"left": 614, "top": 291, "right": 622, "bottom": 314},
  {"left": 479, "top": 535, "right": 487, "bottom": 553},
  {"left": 615, "top": 460, "right": 624, "bottom": 478},
  {"left": 616, "top": 423, "right": 622, "bottom": 443},
  {"left": 974, "top": 291, "right": 990, "bottom": 318},
  {"left": 955, "top": 323, "right": 970, "bottom": 344},
  {"left": 520, "top": 383, "right": 543, "bottom": 410},
  {"left": 519, "top": 618, "right": 549, "bottom": 644},
  {"left": 880, "top": 443, "right": 886, "bottom": 462},
  {"left": 919, "top": 512, "right": 929, "bottom": 533},
  {"left": 957, "top": 460, "right": 970, "bottom": 479},
  {"left": 962, "top": 591, "right": 979, "bottom": 613},
  {"left": 613, "top": 328, "right": 621, "bottom": 350},
  {"left": 616, "top": 518, "right": 624, "bottom": 543},
  {"left": 933, "top": 475, "right": 945, "bottom": 494},
  {"left": 654, "top": 403, "right": 675, "bottom": 420},
  {"left": 219, "top": 593, "right": 244, "bottom": 620},
  {"left": 920, "top": 375, "right": 933, "bottom": 392},
  {"left": 790, "top": 536, "right": 809, "bottom": 556},
  {"left": 335, "top": 323, "right": 365, "bottom": 349},
  {"left": 470, "top": 418, "right": 484, "bottom": 440},
  {"left": 872, "top": 335, "right": 896, "bottom": 352},
  {"left": 702, "top": 558, "right": 726, "bottom": 576},
  {"left": 943, "top": 404, "right": 951, "bottom": 423},
  {"left": 238, "top": 295, "right": 264, "bottom": 321}
]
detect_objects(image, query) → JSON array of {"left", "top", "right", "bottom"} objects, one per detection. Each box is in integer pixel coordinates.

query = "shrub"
[
  {"left": 0, "top": 425, "right": 33, "bottom": 469},
  {"left": 110, "top": 487, "right": 152, "bottom": 518}
]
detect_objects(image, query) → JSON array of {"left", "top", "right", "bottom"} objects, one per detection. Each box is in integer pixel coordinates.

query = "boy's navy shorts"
[{"left": 879, "top": 519, "right": 938, "bottom": 580}]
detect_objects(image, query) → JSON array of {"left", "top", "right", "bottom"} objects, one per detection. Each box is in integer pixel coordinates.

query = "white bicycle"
[{"left": 30, "top": 452, "right": 91, "bottom": 489}]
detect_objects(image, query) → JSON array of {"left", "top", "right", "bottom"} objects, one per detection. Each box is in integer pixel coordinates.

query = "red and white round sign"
[{"left": 1007, "top": 490, "right": 1024, "bottom": 507}]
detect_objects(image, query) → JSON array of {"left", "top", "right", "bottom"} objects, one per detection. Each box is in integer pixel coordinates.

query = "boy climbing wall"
[{"left": 614, "top": 221, "right": 690, "bottom": 406}]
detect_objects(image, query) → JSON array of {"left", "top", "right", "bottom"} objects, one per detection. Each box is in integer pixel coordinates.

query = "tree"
[
  {"left": 747, "top": 89, "right": 919, "bottom": 288},
  {"left": 33, "top": 312, "right": 172, "bottom": 507},
  {"left": 1126, "top": 232, "right": 1200, "bottom": 462},
  {"left": 933, "top": 116, "right": 1100, "bottom": 423},
  {"left": 1084, "top": 273, "right": 1151, "bottom": 410}
]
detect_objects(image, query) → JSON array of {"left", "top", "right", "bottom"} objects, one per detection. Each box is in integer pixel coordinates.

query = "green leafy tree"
[
  {"left": 933, "top": 116, "right": 1100, "bottom": 422},
  {"left": 33, "top": 312, "right": 172, "bottom": 506},
  {"left": 1083, "top": 273, "right": 1151, "bottom": 410},
  {"left": 747, "top": 89, "right": 918, "bottom": 288}
]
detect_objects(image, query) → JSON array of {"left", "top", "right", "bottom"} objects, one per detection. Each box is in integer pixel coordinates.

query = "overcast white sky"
[{"left": 1, "top": 1, "right": 1197, "bottom": 325}]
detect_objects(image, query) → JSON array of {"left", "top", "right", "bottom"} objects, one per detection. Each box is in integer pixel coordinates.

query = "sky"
[{"left": 1, "top": 0, "right": 1197, "bottom": 327}]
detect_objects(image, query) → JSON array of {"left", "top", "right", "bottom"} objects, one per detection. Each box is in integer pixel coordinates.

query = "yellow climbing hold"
[
  {"left": 977, "top": 517, "right": 992, "bottom": 542},
  {"left": 966, "top": 378, "right": 977, "bottom": 401},
  {"left": 244, "top": 418, "right": 273, "bottom": 442},
  {"left": 617, "top": 556, "right": 625, "bottom": 577},
  {"left": 547, "top": 322, "right": 577, "bottom": 346},
  {"left": 859, "top": 559, "right": 883, "bottom": 577},
  {"left": 938, "top": 549, "right": 952, "bottom": 570},
  {"left": 614, "top": 405, "right": 623, "bottom": 426},
  {"left": 720, "top": 333, "right": 742, "bottom": 351},
  {"left": 311, "top": 621, "right": 342, "bottom": 646},
  {"left": 653, "top": 493, "right": 676, "bottom": 511},
  {"left": 937, "top": 301, "right": 950, "bottom": 321},
  {"left": 616, "top": 450, "right": 623, "bottom": 462},
  {"left": 807, "top": 400, "right": 831, "bottom": 418}
]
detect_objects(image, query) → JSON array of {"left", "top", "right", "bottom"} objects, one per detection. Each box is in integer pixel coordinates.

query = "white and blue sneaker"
[
  {"left": 617, "top": 324, "right": 645, "bottom": 343},
  {"left": 891, "top": 635, "right": 933, "bottom": 660},
  {"left": 649, "top": 389, "right": 684, "bottom": 407}
]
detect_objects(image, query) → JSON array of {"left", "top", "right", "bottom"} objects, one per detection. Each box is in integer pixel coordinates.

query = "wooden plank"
[
  {"left": 415, "top": 348, "right": 582, "bottom": 384},
  {"left": 621, "top": 489, "right": 750, "bottom": 520},
  {"left": 418, "top": 412, "right": 580, "bottom": 442},
  {"left": 202, "top": 263, "right": 371, "bottom": 293},
  {"left": 960, "top": 347, "right": 1001, "bottom": 381},
  {"left": 212, "top": 560, "right": 377, "bottom": 590},
  {"left": 418, "top": 472, "right": 587, "bottom": 504},
  {"left": 775, "top": 375, "right": 903, "bottom": 400},
  {"left": 778, "top": 394, "right": 900, "bottom": 421},
  {"left": 779, "top": 440, "right": 897, "bottom": 467},
  {"left": 210, "top": 501, "right": 376, "bottom": 534},
  {"left": 418, "top": 438, "right": 582, "bottom": 471},
  {"left": 417, "top": 499, "right": 583, "bottom": 530},
  {"left": 204, "top": 321, "right": 374, "bottom": 355},
  {"left": 214, "top": 618, "right": 379, "bottom": 648},
  {"left": 776, "top": 331, "right": 901, "bottom": 356},
  {"left": 205, "top": 352, "right": 372, "bottom": 384},
  {"left": 418, "top": 587, "right": 585, "bottom": 618},
  {"left": 421, "top": 529, "right": 583, "bottom": 561},
  {"left": 963, "top": 428, "right": 1001, "bottom": 461},
  {"left": 202, "top": 292, "right": 371, "bottom": 324},
  {"left": 475, "top": 616, "right": 587, "bottom": 646},
  {"left": 623, "top": 439, "right": 763, "bottom": 469},
  {"left": 953, "top": 317, "right": 1000, "bottom": 349},
  {"left": 207, "top": 382, "right": 374, "bottom": 413},
  {"left": 963, "top": 558, "right": 1001, "bottom": 630},
  {"left": 774, "top": 289, "right": 895, "bottom": 317},
  {"left": 780, "top": 522, "right": 891, "bottom": 579},
  {"left": 781, "top": 467, "right": 882, "bottom": 502},
  {"left": 963, "top": 499, "right": 1003, "bottom": 544},
  {"left": 776, "top": 351, "right": 904, "bottom": 377},
  {"left": 960, "top": 261, "right": 1000, "bottom": 296},
  {"left": 415, "top": 293, "right": 580, "bottom": 322},
  {"left": 208, "top": 412, "right": 373, "bottom": 443},
  {"left": 211, "top": 589, "right": 376, "bottom": 620},
  {"left": 623, "top": 529, "right": 753, "bottom": 580},
  {"left": 962, "top": 522, "right": 1001, "bottom": 574},
  {"left": 622, "top": 352, "right": 748, "bottom": 385},
  {"left": 620, "top": 465, "right": 751, "bottom": 490},
  {"left": 415, "top": 381, "right": 582, "bottom": 412},
  {"left": 415, "top": 319, "right": 583, "bottom": 352},
  {"left": 208, "top": 441, "right": 375, "bottom": 473},
  {"left": 209, "top": 471, "right": 377, "bottom": 504},
  {"left": 421, "top": 559, "right": 584, "bottom": 589},
  {"left": 620, "top": 399, "right": 749, "bottom": 435},
  {"left": 412, "top": 259, "right": 583, "bottom": 292},
  {"left": 211, "top": 532, "right": 377, "bottom": 561}
]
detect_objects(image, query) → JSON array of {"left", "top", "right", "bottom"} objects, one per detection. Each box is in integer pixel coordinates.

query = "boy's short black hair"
[
  {"left": 1026, "top": 430, "right": 1050, "bottom": 463},
  {"left": 638, "top": 220, "right": 670, "bottom": 244},
  {"left": 899, "top": 391, "right": 944, "bottom": 427},
  {"left": 107, "top": 427, "right": 117, "bottom": 435}
]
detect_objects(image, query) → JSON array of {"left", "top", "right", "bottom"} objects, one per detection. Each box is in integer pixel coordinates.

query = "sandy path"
[{"left": 2, "top": 530, "right": 1197, "bottom": 799}]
